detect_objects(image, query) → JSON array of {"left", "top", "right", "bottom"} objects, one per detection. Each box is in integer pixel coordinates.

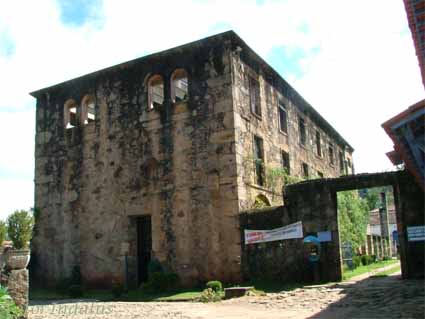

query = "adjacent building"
[{"left": 30, "top": 31, "right": 353, "bottom": 287}]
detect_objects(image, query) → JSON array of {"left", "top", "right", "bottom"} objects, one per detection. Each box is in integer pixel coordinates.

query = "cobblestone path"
[{"left": 29, "top": 270, "right": 424, "bottom": 319}]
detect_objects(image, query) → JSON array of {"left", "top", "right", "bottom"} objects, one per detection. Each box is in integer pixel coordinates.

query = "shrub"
[
  {"left": 352, "top": 256, "right": 361, "bottom": 268},
  {"left": 0, "top": 285, "right": 23, "bottom": 319},
  {"left": 206, "top": 280, "right": 222, "bottom": 293},
  {"left": 68, "top": 285, "right": 84, "bottom": 298},
  {"left": 144, "top": 272, "right": 180, "bottom": 292},
  {"left": 6, "top": 210, "right": 34, "bottom": 250},
  {"left": 370, "top": 255, "right": 377, "bottom": 263},
  {"left": 111, "top": 283, "right": 125, "bottom": 299},
  {"left": 147, "top": 258, "right": 163, "bottom": 275},
  {"left": 198, "top": 288, "right": 222, "bottom": 303},
  {"left": 361, "top": 255, "right": 368, "bottom": 266}
]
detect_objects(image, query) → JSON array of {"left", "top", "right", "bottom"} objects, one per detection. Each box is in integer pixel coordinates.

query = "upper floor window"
[
  {"left": 81, "top": 95, "right": 96, "bottom": 124},
  {"left": 281, "top": 150, "right": 290, "bottom": 174},
  {"left": 302, "top": 162, "right": 309, "bottom": 178},
  {"left": 329, "top": 143, "right": 335, "bottom": 165},
  {"left": 64, "top": 99, "right": 78, "bottom": 129},
  {"left": 315, "top": 130, "right": 322, "bottom": 156},
  {"left": 265, "top": 83, "right": 273, "bottom": 105},
  {"left": 253, "top": 135, "right": 265, "bottom": 186},
  {"left": 299, "top": 116, "right": 306, "bottom": 146},
  {"left": 171, "top": 69, "right": 188, "bottom": 103},
  {"left": 278, "top": 101, "right": 288, "bottom": 134},
  {"left": 339, "top": 151, "right": 345, "bottom": 174},
  {"left": 147, "top": 74, "right": 164, "bottom": 109},
  {"left": 249, "top": 76, "right": 261, "bottom": 117}
]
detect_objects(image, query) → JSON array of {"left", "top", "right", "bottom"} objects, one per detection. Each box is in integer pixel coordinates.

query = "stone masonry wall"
[
  {"left": 33, "top": 35, "right": 242, "bottom": 287},
  {"left": 240, "top": 170, "right": 424, "bottom": 284},
  {"left": 230, "top": 49, "right": 353, "bottom": 210}
]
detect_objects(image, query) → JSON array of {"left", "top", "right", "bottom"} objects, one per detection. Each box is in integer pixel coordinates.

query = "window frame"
[
  {"left": 299, "top": 116, "right": 307, "bottom": 146},
  {"left": 64, "top": 99, "right": 79, "bottom": 129},
  {"left": 147, "top": 74, "right": 165, "bottom": 110},
  {"left": 249, "top": 76, "right": 261, "bottom": 118},
  {"left": 281, "top": 150, "right": 290, "bottom": 174},
  {"left": 171, "top": 68, "right": 189, "bottom": 103},
  {"left": 278, "top": 100, "right": 288, "bottom": 134},
  {"left": 328, "top": 143, "right": 335, "bottom": 166},
  {"left": 315, "top": 130, "right": 322, "bottom": 157},
  {"left": 302, "top": 162, "right": 309, "bottom": 178},
  {"left": 253, "top": 135, "right": 265, "bottom": 186}
]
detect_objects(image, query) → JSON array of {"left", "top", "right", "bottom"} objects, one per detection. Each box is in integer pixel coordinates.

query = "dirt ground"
[{"left": 28, "top": 271, "right": 425, "bottom": 319}]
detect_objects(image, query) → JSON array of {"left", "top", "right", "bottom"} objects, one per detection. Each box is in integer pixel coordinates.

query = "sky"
[{"left": 0, "top": 0, "right": 423, "bottom": 220}]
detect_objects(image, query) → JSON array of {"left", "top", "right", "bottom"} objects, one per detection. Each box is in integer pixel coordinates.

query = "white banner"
[{"left": 244, "top": 221, "right": 303, "bottom": 245}]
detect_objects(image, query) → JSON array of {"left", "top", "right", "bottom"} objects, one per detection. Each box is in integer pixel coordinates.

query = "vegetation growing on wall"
[
  {"left": 243, "top": 156, "right": 304, "bottom": 194},
  {"left": 337, "top": 190, "right": 369, "bottom": 249}
]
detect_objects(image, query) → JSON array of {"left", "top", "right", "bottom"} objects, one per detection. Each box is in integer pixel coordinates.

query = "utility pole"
[{"left": 379, "top": 192, "right": 392, "bottom": 258}]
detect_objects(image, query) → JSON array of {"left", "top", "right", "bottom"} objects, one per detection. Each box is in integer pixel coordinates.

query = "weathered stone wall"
[
  {"left": 32, "top": 31, "right": 356, "bottom": 288},
  {"left": 33, "top": 35, "right": 242, "bottom": 287},
  {"left": 1, "top": 269, "right": 29, "bottom": 317},
  {"left": 230, "top": 49, "right": 353, "bottom": 210},
  {"left": 239, "top": 170, "right": 423, "bottom": 284},
  {"left": 240, "top": 207, "right": 311, "bottom": 283},
  {"left": 394, "top": 171, "right": 424, "bottom": 279}
]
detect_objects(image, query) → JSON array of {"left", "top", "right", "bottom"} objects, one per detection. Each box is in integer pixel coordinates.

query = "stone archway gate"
[
  {"left": 239, "top": 170, "right": 424, "bottom": 283},
  {"left": 283, "top": 170, "right": 424, "bottom": 281}
]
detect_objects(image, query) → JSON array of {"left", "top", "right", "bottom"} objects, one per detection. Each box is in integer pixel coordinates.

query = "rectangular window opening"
[
  {"left": 302, "top": 162, "right": 309, "bottom": 178},
  {"left": 281, "top": 150, "right": 290, "bottom": 174},
  {"left": 299, "top": 117, "right": 306, "bottom": 146},
  {"left": 329, "top": 144, "right": 335, "bottom": 165},
  {"left": 339, "top": 151, "right": 345, "bottom": 174},
  {"left": 315, "top": 130, "right": 322, "bottom": 156},
  {"left": 253, "top": 135, "right": 265, "bottom": 186},
  {"left": 279, "top": 101, "right": 288, "bottom": 134},
  {"left": 249, "top": 77, "right": 261, "bottom": 117}
]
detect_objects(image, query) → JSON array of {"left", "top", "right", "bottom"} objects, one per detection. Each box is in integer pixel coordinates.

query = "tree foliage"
[
  {"left": 0, "top": 221, "right": 6, "bottom": 245},
  {"left": 338, "top": 191, "right": 369, "bottom": 249},
  {"left": 6, "top": 210, "right": 34, "bottom": 250},
  {"left": 361, "top": 186, "right": 394, "bottom": 211}
]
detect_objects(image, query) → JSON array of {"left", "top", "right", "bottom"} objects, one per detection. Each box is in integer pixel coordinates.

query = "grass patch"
[
  {"left": 30, "top": 287, "right": 202, "bottom": 302},
  {"left": 371, "top": 264, "right": 401, "bottom": 278},
  {"left": 342, "top": 259, "right": 399, "bottom": 280},
  {"left": 241, "top": 279, "right": 301, "bottom": 294}
]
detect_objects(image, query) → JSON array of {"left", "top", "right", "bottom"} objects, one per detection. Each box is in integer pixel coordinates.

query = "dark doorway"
[{"left": 137, "top": 216, "right": 152, "bottom": 284}]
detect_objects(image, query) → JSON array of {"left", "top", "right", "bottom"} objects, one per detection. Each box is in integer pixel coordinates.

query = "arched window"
[
  {"left": 171, "top": 69, "right": 188, "bottom": 103},
  {"left": 147, "top": 74, "right": 164, "bottom": 109},
  {"left": 81, "top": 95, "right": 96, "bottom": 124},
  {"left": 253, "top": 194, "right": 271, "bottom": 208},
  {"left": 64, "top": 99, "right": 78, "bottom": 129}
]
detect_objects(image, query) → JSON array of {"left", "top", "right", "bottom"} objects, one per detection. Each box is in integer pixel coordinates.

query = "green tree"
[
  {"left": 362, "top": 186, "right": 394, "bottom": 211},
  {"left": 338, "top": 191, "right": 369, "bottom": 249},
  {"left": 0, "top": 221, "right": 6, "bottom": 245},
  {"left": 6, "top": 210, "right": 34, "bottom": 250}
]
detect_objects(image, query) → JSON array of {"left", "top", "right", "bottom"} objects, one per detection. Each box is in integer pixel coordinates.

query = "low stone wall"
[
  {"left": 239, "top": 206, "right": 314, "bottom": 283},
  {"left": 1, "top": 254, "right": 29, "bottom": 318}
]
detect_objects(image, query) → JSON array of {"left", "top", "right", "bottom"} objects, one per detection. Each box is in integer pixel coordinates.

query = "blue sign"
[{"left": 318, "top": 231, "right": 332, "bottom": 242}]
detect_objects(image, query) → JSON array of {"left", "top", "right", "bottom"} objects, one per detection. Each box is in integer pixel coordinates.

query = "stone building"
[{"left": 30, "top": 31, "right": 353, "bottom": 287}]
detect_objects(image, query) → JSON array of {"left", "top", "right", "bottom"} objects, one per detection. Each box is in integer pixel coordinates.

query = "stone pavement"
[{"left": 29, "top": 270, "right": 424, "bottom": 319}]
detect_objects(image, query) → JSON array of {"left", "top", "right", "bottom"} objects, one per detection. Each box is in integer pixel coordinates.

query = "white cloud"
[{"left": 0, "top": 0, "right": 423, "bottom": 219}]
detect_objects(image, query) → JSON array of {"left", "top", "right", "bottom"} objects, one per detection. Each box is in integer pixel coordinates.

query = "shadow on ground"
[{"left": 307, "top": 274, "right": 425, "bottom": 319}]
